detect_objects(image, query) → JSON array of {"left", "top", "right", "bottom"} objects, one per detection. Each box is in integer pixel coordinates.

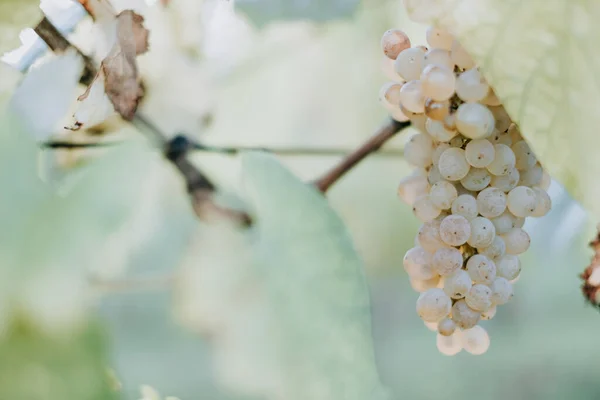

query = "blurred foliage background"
[{"left": 2, "top": 0, "right": 600, "bottom": 399}]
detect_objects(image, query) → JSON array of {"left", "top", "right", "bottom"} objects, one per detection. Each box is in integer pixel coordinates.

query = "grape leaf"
[
  {"left": 235, "top": 0, "right": 360, "bottom": 28},
  {"left": 403, "top": 0, "right": 600, "bottom": 218},
  {"left": 0, "top": 0, "right": 41, "bottom": 53},
  {"left": 240, "top": 152, "right": 388, "bottom": 400}
]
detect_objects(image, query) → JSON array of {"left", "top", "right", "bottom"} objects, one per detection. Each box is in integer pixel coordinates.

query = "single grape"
[
  {"left": 519, "top": 164, "right": 543, "bottom": 186},
  {"left": 455, "top": 68, "right": 489, "bottom": 102},
  {"left": 399, "top": 80, "right": 426, "bottom": 113},
  {"left": 423, "top": 48, "right": 455, "bottom": 70},
  {"left": 455, "top": 103, "right": 495, "bottom": 139},
  {"left": 490, "top": 167, "right": 520, "bottom": 192},
  {"left": 381, "top": 29, "right": 411, "bottom": 60},
  {"left": 438, "top": 148, "right": 471, "bottom": 181},
  {"left": 465, "top": 139, "right": 495, "bottom": 168},
  {"left": 426, "top": 118, "right": 457, "bottom": 142},
  {"left": 537, "top": 170, "right": 551, "bottom": 190},
  {"left": 416, "top": 288, "right": 452, "bottom": 322},
  {"left": 466, "top": 254, "right": 496, "bottom": 285},
  {"left": 450, "top": 40, "right": 475, "bottom": 69},
  {"left": 424, "top": 320, "right": 438, "bottom": 331},
  {"left": 444, "top": 114, "right": 458, "bottom": 132},
  {"left": 465, "top": 284, "right": 493, "bottom": 312},
  {"left": 427, "top": 165, "right": 444, "bottom": 185},
  {"left": 491, "top": 277, "right": 513, "bottom": 305},
  {"left": 451, "top": 194, "right": 478, "bottom": 220},
  {"left": 437, "top": 317, "right": 456, "bottom": 336},
  {"left": 489, "top": 105, "right": 512, "bottom": 132},
  {"left": 439, "top": 214, "right": 471, "bottom": 246},
  {"left": 490, "top": 211, "right": 517, "bottom": 234},
  {"left": 410, "top": 275, "right": 441, "bottom": 292},
  {"left": 507, "top": 186, "right": 537, "bottom": 217},
  {"left": 481, "top": 305, "right": 497, "bottom": 320},
  {"left": 531, "top": 187, "right": 551, "bottom": 217},
  {"left": 429, "top": 180, "right": 458, "bottom": 210},
  {"left": 394, "top": 47, "right": 426, "bottom": 81},
  {"left": 407, "top": 109, "right": 428, "bottom": 132},
  {"left": 425, "top": 98, "right": 451, "bottom": 121},
  {"left": 432, "top": 143, "right": 451, "bottom": 165},
  {"left": 488, "top": 129, "right": 512, "bottom": 146},
  {"left": 413, "top": 195, "right": 442, "bottom": 222},
  {"left": 420, "top": 64, "right": 456, "bottom": 101},
  {"left": 426, "top": 27, "right": 454, "bottom": 50},
  {"left": 477, "top": 236, "right": 506, "bottom": 261},
  {"left": 501, "top": 227, "right": 530, "bottom": 255},
  {"left": 461, "top": 325, "right": 490, "bottom": 355},
  {"left": 467, "top": 217, "right": 496, "bottom": 248},
  {"left": 404, "top": 133, "right": 434, "bottom": 167},
  {"left": 486, "top": 144, "right": 516, "bottom": 176},
  {"left": 397, "top": 170, "right": 430, "bottom": 205},
  {"left": 418, "top": 220, "right": 449, "bottom": 253},
  {"left": 448, "top": 134, "right": 465, "bottom": 148},
  {"left": 443, "top": 269, "right": 472, "bottom": 299},
  {"left": 477, "top": 187, "right": 507, "bottom": 218},
  {"left": 496, "top": 255, "right": 521, "bottom": 280},
  {"left": 379, "top": 82, "right": 403, "bottom": 108},
  {"left": 432, "top": 247, "right": 463, "bottom": 276},
  {"left": 451, "top": 299, "right": 480, "bottom": 329},
  {"left": 403, "top": 246, "right": 436, "bottom": 280},
  {"left": 390, "top": 107, "right": 410, "bottom": 122},
  {"left": 436, "top": 332, "right": 462, "bottom": 356},
  {"left": 460, "top": 167, "right": 491, "bottom": 191},
  {"left": 512, "top": 140, "right": 537, "bottom": 170}
]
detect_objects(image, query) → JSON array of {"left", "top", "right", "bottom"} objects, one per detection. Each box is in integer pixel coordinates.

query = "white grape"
[
  {"left": 466, "top": 254, "right": 496, "bottom": 285},
  {"left": 488, "top": 130, "right": 512, "bottom": 146},
  {"left": 413, "top": 195, "right": 442, "bottom": 222},
  {"left": 489, "top": 106, "right": 512, "bottom": 133},
  {"left": 451, "top": 194, "right": 478, "bottom": 220},
  {"left": 424, "top": 320, "right": 438, "bottom": 331},
  {"left": 491, "top": 211, "right": 516, "bottom": 235},
  {"left": 455, "top": 103, "right": 495, "bottom": 139},
  {"left": 477, "top": 236, "right": 506, "bottom": 260},
  {"left": 438, "top": 148, "right": 470, "bottom": 181},
  {"left": 416, "top": 288, "right": 452, "bottom": 322},
  {"left": 461, "top": 325, "right": 490, "bottom": 355},
  {"left": 394, "top": 47, "right": 426, "bottom": 81},
  {"left": 455, "top": 68, "right": 489, "bottom": 102},
  {"left": 399, "top": 80, "right": 426, "bottom": 113},
  {"left": 460, "top": 167, "right": 491, "bottom": 191},
  {"left": 420, "top": 64, "right": 456, "bottom": 101},
  {"left": 481, "top": 305, "right": 497, "bottom": 320},
  {"left": 404, "top": 133, "right": 434, "bottom": 168},
  {"left": 417, "top": 220, "right": 449, "bottom": 253},
  {"left": 507, "top": 186, "right": 537, "bottom": 217},
  {"left": 512, "top": 140, "right": 537, "bottom": 170},
  {"left": 449, "top": 134, "right": 465, "bottom": 148},
  {"left": 465, "top": 284, "right": 493, "bottom": 312},
  {"left": 519, "top": 164, "right": 543, "bottom": 186},
  {"left": 439, "top": 214, "right": 471, "bottom": 246},
  {"left": 477, "top": 187, "right": 507, "bottom": 218},
  {"left": 429, "top": 180, "right": 458, "bottom": 210},
  {"left": 467, "top": 217, "right": 496, "bottom": 248},
  {"left": 425, "top": 98, "right": 451, "bottom": 121},
  {"left": 427, "top": 165, "right": 444, "bottom": 185},
  {"left": 409, "top": 112, "right": 428, "bottom": 132},
  {"left": 450, "top": 40, "right": 475, "bottom": 69},
  {"left": 490, "top": 277, "right": 513, "bottom": 305},
  {"left": 537, "top": 170, "right": 551, "bottom": 190},
  {"left": 443, "top": 269, "right": 472, "bottom": 299},
  {"left": 501, "top": 228, "right": 530, "bottom": 255},
  {"left": 513, "top": 216, "right": 525, "bottom": 228},
  {"left": 426, "top": 27, "right": 454, "bottom": 50},
  {"left": 451, "top": 299, "right": 480, "bottom": 329},
  {"left": 397, "top": 170, "right": 430, "bottom": 205},
  {"left": 379, "top": 82, "right": 403, "bottom": 108},
  {"left": 432, "top": 247, "right": 463, "bottom": 276},
  {"left": 436, "top": 332, "right": 462, "bottom": 356},
  {"left": 426, "top": 118, "right": 457, "bottom": 142},
  {"left": 465, "top": 139, "right": 495, "bottom": 168},
  {"left": 410, "top": 275, "right": 441, "bottom": 292},
  {"left": 390, "top": 107, "right": 410, "bottom": 122},
  {"left": 496, "top": 255, "right": 521, "bottom": 280},
  {"left": 531, "top": 187, "right": 551, "bottom": 217},
  {"left": 432, "top": 143, "right": 451, "bottom": 165},
  {"left": 423, "top": 49, "right": 455, "bottom": 70},
  {"left": 381, "top": 29, "right": 411, "bottom": 60},
  {"left": 437, "top": 317, "right": 456, "bottom": 336},
  {"left": 403, "top": 246, "right": 436, "bottom": 280},
  {"left": 486, "top": 144, "right": 516, "bottom": 176},
  {"left": 490, "top": 167, "right": 520, "bottom": 193}
]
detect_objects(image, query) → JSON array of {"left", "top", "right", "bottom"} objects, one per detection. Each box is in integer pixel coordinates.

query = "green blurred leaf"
[
  {"left": 241, "top": 152, "right": 388, "bottom": 400},
  {"left": 0, "top": 0, "right": 41, "bottom": 53},
  {"left": 235, "top": 0, "right": 360, "bottom": 28},
  {"left": 403, "top": 0, "right": 600, "bottom": 218},
  {"left": 0, "top": 320, "right": 119, "bottom": 400}
]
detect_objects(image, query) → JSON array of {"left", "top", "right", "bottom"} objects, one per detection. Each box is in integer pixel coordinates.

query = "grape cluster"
[{"left": 380, "top": 27, "right": 552, "bottom": 355}]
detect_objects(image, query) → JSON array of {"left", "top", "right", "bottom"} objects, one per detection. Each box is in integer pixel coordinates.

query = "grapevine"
[{"left": 380, "top": 27, "right": 552, "bottom": 355}]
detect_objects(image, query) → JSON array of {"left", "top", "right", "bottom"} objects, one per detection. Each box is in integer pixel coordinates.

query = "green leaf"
[
  {"left": 236, "top": 0, "right": 360, "bottom": 28},
  {"left": 241, "top": 152, "right": 388, "bottom": 400},
  {"left": 0, "top": 319, "right": 119, "bottom": 400},
  {"left": 0, "top": 0, "right": 41, "bottom": 53},
  {"left": 404, "top": 0, "right": 600, "bottom": 218}
]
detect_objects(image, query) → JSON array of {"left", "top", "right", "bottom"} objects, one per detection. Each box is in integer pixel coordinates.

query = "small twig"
[{"left": 313, "top": 119, "right": 410, "bottom": 193}]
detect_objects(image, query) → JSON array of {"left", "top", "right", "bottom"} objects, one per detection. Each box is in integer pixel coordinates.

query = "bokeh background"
[{"left": 4, "top": 0, "right": 600, "bottom": 399}]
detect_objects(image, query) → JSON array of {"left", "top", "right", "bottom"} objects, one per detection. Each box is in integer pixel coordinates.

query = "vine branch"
[{"left": 313, "top": 119, "right": 410, "bottom": 192}]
